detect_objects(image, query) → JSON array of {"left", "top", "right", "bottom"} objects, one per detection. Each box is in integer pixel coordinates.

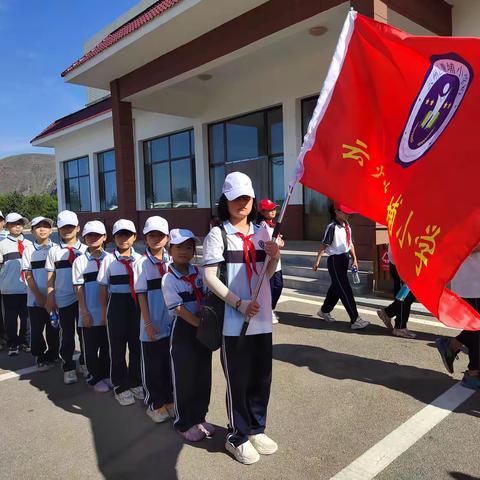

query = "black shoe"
[
  {"left": 20, "top": 343, "right": 31, "bottom": 353},
  {"left": 435, "top": 337, "right": 456, "bottom": 374},
  {"left": 8, "top": 346, "right": 20, "bottom": 356}
]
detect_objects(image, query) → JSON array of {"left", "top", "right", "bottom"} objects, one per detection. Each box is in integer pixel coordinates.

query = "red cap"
[
  {"left": 334, "top": 202, "right": 356, "bottom": 214},
  {"left": 259, "top": 198, "right": 279, "bottom": 211}
]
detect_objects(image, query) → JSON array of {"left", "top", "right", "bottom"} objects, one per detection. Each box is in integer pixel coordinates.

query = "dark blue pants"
[
  {"left": 170, "top": 318, "right": 212, "bottom": 432},
  {"left": 270, "top": 270, "right": 283, "bottom": 310},
  {"left": 59, "top": 301, "right": 85, "bottom": 371},
  {"left": 3, "top": 294, "right": 28, "bottom": 348},
  {"left": 141, "top": 337, "right": 173, "bottom": 410},
  {"left": 221, "top": 333, "right": 272, "bottom": 447},
  {"left": 83, "top": 326, "right": 110, "bottom": 385},
  {"left": 457, "top": 298, "right": 480, "bottom": 371},
  {"left": 385, "top": 291, "right": 416, "bottom": 329},
  {"left": 29, "top": 306, "right": 59, "bottom": 363},
  {"left": 107, "top": 294, "right": 141, "bottom": 394}
]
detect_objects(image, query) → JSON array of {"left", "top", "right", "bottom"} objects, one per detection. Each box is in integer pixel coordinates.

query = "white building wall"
[{"left": 452, "top": 0, "right": 480, "bottom": 36}]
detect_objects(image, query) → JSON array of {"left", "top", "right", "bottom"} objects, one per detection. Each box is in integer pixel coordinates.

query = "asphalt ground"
[{"left": 0, "top": 291, "right": 479, "bottom": 480}]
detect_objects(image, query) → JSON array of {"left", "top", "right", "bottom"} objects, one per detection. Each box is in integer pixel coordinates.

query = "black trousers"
[
  {"left": 390, "top": 263, "right": 402, "bottom": 296},
  {"left": 270, "top": 270, "right": 284, "bottom": 310},
  {"left": 29, "top": 306, "right": 59, "bottom": 363},
  {"left": 322, "top": 253, "right": 358, "bottom": 323},
  {"left": 457, "top": 298, "right": 480, "bottom": 371},
  {"left": 141, "top": 338, "right": 173, "bottom": 410},
  {"left": 3, "top": 294, "right": 28, "bottom": 348},
  {"left": 384, "top": 292, "right": 416, "bottom": 329},
  {"left": 83, "top": 326, "right": 110, "bottom": 385},
  {"left": 170, "top": 318, "right": 212, "bottom": 432},
  {"left": 107, "top": 293, "right": 141, "bottom": 394},
  {"left": 0, "top": 293, "right": 6, "bottom": 340},
  {"left": 221, "top": 333, "right": 272, "bottom": 447},
  {"left": 58, "top": 302, "right": 85, "bottom": 372}
]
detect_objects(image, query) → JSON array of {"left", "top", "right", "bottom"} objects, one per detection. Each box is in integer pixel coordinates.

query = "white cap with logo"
[
  {"left": 222, "top": 171, "right": 255, "bottom": 201},
  {"left": 82, "top": 220, "right": 107, "bottom": 237},
  {"left": 5, "top": 213, "right": 29, "bottom": 225},
  {"left": 112, "top": 219, "right": 136, "bottom": 235},
  {"left": 57, "top": 210, "right": 79, "bottom": 228},
  {"left": 143, "top": 216, "right": 169, "bottom": 235},
  {"left": 169, "top": 228, "right": 199, "bottom": 245},
  {"left": 31, "top": 216, "right": 54, "bottom": 228}
]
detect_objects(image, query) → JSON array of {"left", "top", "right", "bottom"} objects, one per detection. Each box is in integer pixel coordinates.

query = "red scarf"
[
  {"left": 343, "top": 222, "right": 351, "bottom": 247},
  {"left": 145, "top": 250, "right": 166, "bottom": 277},
  {"left": 66, "top": 245, "right": 77, "bottom": 265},
  {"left": 119, "top": 258, "right": 136, "bottom": 302},
  {"left": 235, "top": 232, "right": 258, "bottom": 293},
  {"left": 18, "top": 240, "right": 25, "bottom": 280},
  {"left": 265, "top": 219, "right": 275, "bottom": 228},
  {"left": 178, "top": 266, "right": 203, "bottom": 305}
]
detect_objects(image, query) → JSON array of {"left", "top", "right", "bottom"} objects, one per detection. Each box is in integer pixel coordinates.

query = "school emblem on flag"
[{"left": 396, "top": 54, "right": 473, "bottom": 167}]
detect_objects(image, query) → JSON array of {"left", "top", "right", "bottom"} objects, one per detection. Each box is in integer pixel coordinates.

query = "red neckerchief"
[
  {"left": 343, "top": 222, "right": 351, "bottom": 247},
  {"left": 173, "top": 265, "right": 203, "bottom": 305},
  {"left": 66, "top": 245, "right": 77, "bottom": 265},
  {"left": 18, "top": 239, "right": 25, "bottom": 280},
  {"left": 145, "top": 249, "right": 166, "bottom": 277},
  {"left": 265, "top": 219, "right": 275, "bottom": 228},
  {"left": 93, "top": 258, "right": 101, "bottom": 270},
  {"left": 119, "top": 257, "right": 136, "bottom": 302},
  {"left": 235, "top": 231, "right": 258, "bottom": 293}
]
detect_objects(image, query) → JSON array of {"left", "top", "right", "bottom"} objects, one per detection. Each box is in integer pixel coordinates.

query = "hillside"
[{"left": 0, "top": 153, "right": 56, "bottom": 195}]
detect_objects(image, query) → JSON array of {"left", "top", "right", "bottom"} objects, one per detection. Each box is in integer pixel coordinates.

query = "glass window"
[
  {"left": 98, "top": 150, "right": 118, "bottom": 211},
  {"left": 208, "top": 107, "right": 283, "bottom": 205},
  {"left": 63, "top": 157, "right": 91, "bottom": 212},
  {"left": 144, "top": 130, "right": 196, "bottom": 209}
]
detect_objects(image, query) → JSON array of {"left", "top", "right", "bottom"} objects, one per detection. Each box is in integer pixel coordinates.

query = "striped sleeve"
[
  {"left": 134, "top": 257, "right": 148, "bottom": 293},
  {"left": 322, "top": 222, "right": 336, "bottom": 246}
]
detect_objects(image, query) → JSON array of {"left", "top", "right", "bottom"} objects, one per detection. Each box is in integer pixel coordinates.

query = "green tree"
[{"left": 0, "top": 192, "right": 58, "bottom": 221}]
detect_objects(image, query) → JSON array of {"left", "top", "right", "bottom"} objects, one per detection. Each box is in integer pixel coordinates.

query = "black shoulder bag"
[{"left": 197, "top": 225, "right": 228, "bottom": 351}]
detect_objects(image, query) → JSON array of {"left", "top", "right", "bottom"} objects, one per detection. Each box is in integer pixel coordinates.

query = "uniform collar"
[
  {"left": 145, "top": 248, "right": 166, "bottom": 265},
  {"left": 34, "top": 239, "right": 53, "bottom": 250},
  {"left": 223, "top": 220, "right": 255, "bottom": 236},
  {"left": 85, "top": 249, "right": 107, "bottom": 261},
  {"left": 168, "top": 263, "right": 196, "bottom": 279},
  {"left": 114, "top": 248, "right": 136, "bottom": 262},
  {"left": 7, "top": 234, "right": 24, "bottom": 242},
  {"left": 61, "top": 240, "right": 81, "bottom": 250}
]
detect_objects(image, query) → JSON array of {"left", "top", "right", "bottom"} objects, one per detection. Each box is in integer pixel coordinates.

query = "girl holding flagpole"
[{"left": 203, "top": 172, "right": 280, "bottom": 465}]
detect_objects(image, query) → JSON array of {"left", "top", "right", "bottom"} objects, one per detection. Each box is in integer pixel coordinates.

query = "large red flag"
[{"left": 295, "top": 11, "right": 480, "bottom": 330}]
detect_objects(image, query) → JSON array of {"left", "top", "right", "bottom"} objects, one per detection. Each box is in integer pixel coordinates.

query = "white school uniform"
[
  {"left": 321, "top": 221, "right": 352, "bottom": 256},
  {"left": 97, "top": 249, "right": 142, "bottom": 294},
  {"left": 202, "top": 221, "right": 272, "bottom": 336}
]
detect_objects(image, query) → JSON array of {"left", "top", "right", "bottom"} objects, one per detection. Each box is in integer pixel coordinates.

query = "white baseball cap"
[
  {"left": 31, "top": 216, "right": 54, "bottom": 228},
  {"left": 82, "top": 220, "right": 106, "bottom": 237},
  {"left": 169, "top": 228, "right": 199, "bottom": 245},
  {"left": 57, "top": 210, "right": 79, "bottom": 228},
  {"left": 143, "top": 216, "right": 169, "bottom": 235},
  {"left": 5, "top": 213, "right": 28, "bottom": 225},
  {"left": 222, "top": 171, "right": 255, "bottom": 201},
  {"left": 112, "top": 219, "right": 136, "bottom": 235}
]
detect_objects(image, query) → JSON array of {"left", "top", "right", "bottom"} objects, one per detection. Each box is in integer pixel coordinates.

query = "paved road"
[{"left": 0, "top": 291, "right": 478, "bottom": 480}]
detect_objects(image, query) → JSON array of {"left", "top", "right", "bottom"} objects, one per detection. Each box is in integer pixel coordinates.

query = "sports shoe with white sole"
[
  {"left": 115, "top": 390, "right": 135, "bottom": 406},
  {"left": 37, "top": 362, "right": 52, "bottom": 372},
  {"left": 165, "top": 403, "right": 176, "bottom": 418},
  {"left": 130, "top": 385, "right": 145, "bottom": 400},
  {"left": 351, "top": 317, "right": 370, "bottom": 330},
  {"left": 64, "top": 370, "right": 78, "bottom": 385},
  {"left": 93, "top": 380, "right": 110, "bottom": 393},
  {"left": 393, "top": 328, "right": 416, "bottom": 339},
  {"left": 317, "top": 310, "right": 336, "bottom": 322},
  {"left": 225, "top": 439, "right": 260, "bottom": 465},
  {"left": 77, "top": 364, "right": 89, "bottom": 378},
  {"left": 249, "top": 433, "right": 278, "bottom": 455},
  {"left": 103, "top": 378, "right": 114, "bottom": 389},
  {"left": 147, "top": 406, "right": 170, "bottom": 423},
  {"left": 377, "top": 309, "right": 393, "bottom": 330}
]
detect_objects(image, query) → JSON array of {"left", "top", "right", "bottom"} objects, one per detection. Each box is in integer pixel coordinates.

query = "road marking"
[
  {"left": 0, "top": 364, "right": 39, "bottom": 382},
  {"left": 330, "top": 382, "right": 475, "bottom": 479},
  {"left": 278, "top": 295, "right": 455, "bottom": 330}
]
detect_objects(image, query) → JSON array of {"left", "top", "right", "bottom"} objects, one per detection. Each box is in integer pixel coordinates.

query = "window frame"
[
  {"left": 97, "top": 148, "right": 118, "bottom": 212},
  {"left": 63, "top": 156, "right": 91, "bottom": 212}
]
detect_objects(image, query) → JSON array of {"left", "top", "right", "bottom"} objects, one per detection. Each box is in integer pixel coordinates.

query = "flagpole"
[{"left": 238, "top": 181, "right": 296, "bottom": 340}]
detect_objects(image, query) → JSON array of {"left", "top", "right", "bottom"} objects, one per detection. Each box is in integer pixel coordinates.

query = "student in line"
[
  {"left": 72, "top": 221, "right": 110, "bottom": 393},
  {"left": 98, "top": 219, "right": 143, "bottom": 406},
  {"left": 0, "top": 213, "right": 32, "bottom": 356},
  {"left": 257, "top": 198, "right": 284, "bottom": 324},
  {"left": 313, "top": 202, "right": 369, "bottom": 330},
  {"left": 46, "top": 210, "right": 88, "bottom": 384},
  {"left": 134, "top": 216, "right": 174, "bottom": 423},
  {"left": 203, "top": 172, "right": 280, "bottom": 465},
  {"left": 22, "top": 216, "right": 59, "bottom": 370},
  {"left": 163, "top": 229, "right": 213, "bottom": 441},
  {"left": 435, "top": 246, "right": 480, "bottom": 390},
  {"left": 0, "top": 211, "right": 6, "bottom": 351}
]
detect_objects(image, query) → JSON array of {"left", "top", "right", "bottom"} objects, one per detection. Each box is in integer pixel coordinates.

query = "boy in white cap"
[
  {"left": 22, "top": 217, "right": 59, "bottom": 370},
  {"left": 134, "top": 216, "right": 174, "bottom": 422},
  {"left": 98, "top": 219, "right": 143, "bottom": 406},
  {"left": 0, "top": 210, "right": 6, "bottom": 348},
  {"left": 72, "top": 221, "right": 110, "bottom": 393},
  {"left": 45, "top": 210, "right": 87, "bottom": 384},
  {"left": 0, "top": 213, "right": 32, "bottom": 356}
]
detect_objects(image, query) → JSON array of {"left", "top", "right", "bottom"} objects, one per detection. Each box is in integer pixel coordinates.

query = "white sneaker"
[
  {"left": 77, "top": 364, "right": 89, "bottom": 378},
  {"left": 351, "top": 317, "right": 370, "bottom": 330},
  {"left": 103, "top": 378, "right": 114, "bottom": 389},
  {"left": 93, "top": 380, "right": 110, "bottom": 393},
  {"left": 64, "top": 370, "right": 78, "bottom": 385},
  {"left": 130, "top": 385, "right": 145, "bottom": 400},
  {"left": 115, "top": 390, "right": 135, "bottom": 406},
  {"left": 225, "top": 439, "right": 260, "bottom": 465},
  {"left": 249, "top": 433, "right": 278, "bottom": 455},
  {"left": 272, "top": 312, "right": 279, "bottom": 324},
  {"left": 146, "top": 406, "right": 170, "bottom": 423},
  {"left": 317, "top": 310, "right": 336, "bottom": 322},
  {"left": 393, "top": 328, "right": 416, "bottom": 339},
  {"left": 377, "top": 309, "right": 393, "bottom": 330}
]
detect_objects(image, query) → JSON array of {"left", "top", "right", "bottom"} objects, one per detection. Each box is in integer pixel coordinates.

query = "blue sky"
[{"left": 0, "top": 0, "right": 139, "bottom": 158}]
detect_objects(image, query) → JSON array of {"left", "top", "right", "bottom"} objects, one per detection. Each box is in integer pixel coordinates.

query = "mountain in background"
[{"left": 0, "top": 153, "right": 56, "bottom": 195}]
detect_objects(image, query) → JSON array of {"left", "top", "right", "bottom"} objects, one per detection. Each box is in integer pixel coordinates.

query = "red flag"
[{"left": 295, "top": 11, "right": 480, "bottom": 330}]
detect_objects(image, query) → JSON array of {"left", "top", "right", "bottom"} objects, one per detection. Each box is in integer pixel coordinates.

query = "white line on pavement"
[
  {"left": 278, "top": 295, "right": 455, "bottom": 330},
  {"left": 330, "top": 382, "right": 475, "bottom": 480},
  {"left": 0, "top": 364, "right": 38, "bottom": 382}
]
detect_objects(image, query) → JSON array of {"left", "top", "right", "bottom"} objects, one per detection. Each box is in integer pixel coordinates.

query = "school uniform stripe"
[
  {"left": 109, "top": 274, "right": 131, "bottom": 285},
  {"left": 3, "top": 252, "right": 22, "bottom": 261},
  {"left": 146, "top": 278, "right": 162, "bottom": 290},
  {"left": 31, "top": 260, "right": 46, "bottom": 270},
  {"left": 83, "top": 272, "right": 98, "bottom": 283},
  {"left": 54, "top": 259, "right": 74, "bottom": 269},
  {"left": 225, "top": 250, "right": 267, "bottom": 264}
]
